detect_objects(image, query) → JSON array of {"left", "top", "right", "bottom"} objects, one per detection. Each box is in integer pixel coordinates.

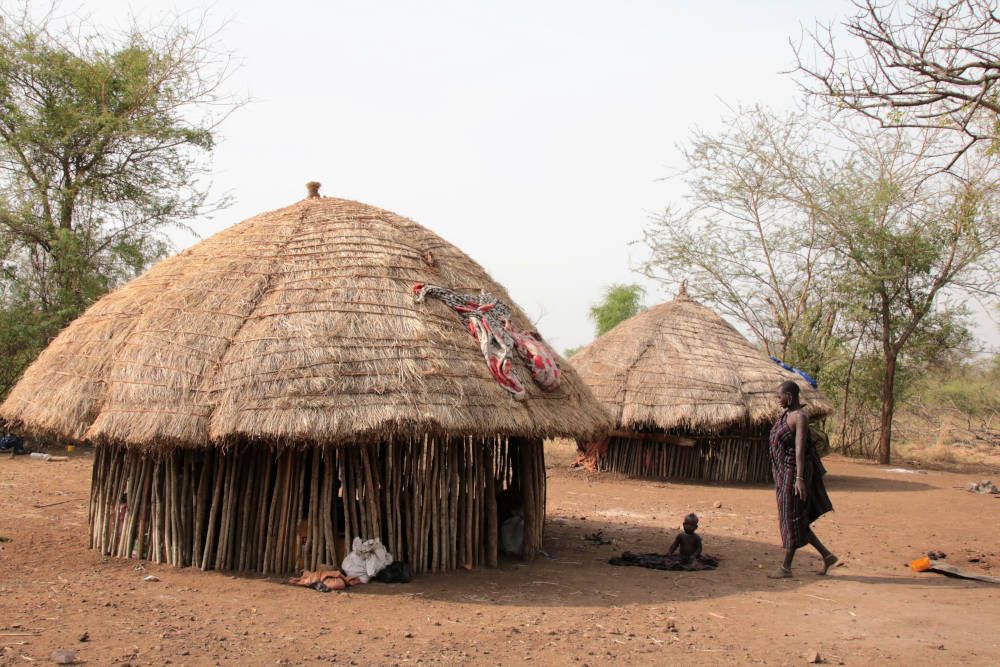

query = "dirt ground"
[{"left": 2, "top": 443, "right": 999, "bottom": 666}]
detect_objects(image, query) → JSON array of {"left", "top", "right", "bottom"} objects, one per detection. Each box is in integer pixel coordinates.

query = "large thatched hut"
[
  {"left": 570, "top": 287, "right": 831, "bottom": 483},
  {"left": 1, "top": 184, "right": 610, "bottom": 575}
]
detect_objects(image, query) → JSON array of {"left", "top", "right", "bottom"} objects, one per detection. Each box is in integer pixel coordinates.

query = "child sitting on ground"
[
  {"left": 667, "top": 513, "right": 703, "bottom": 564},
  {"left": 608, "top": 512, "right": 718, "bottom": 571}
]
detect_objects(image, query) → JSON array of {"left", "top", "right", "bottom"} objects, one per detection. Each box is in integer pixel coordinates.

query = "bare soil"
[{"left": 2, "top": 444, "right": 999, "bottom": 666}]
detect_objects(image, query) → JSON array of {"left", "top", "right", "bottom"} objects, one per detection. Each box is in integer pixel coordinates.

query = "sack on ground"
[{"left": 341, "top": 537, "right": 393, "bottom": 583}]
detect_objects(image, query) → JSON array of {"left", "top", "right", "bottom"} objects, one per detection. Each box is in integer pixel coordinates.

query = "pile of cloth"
[{"left": 288, "top": 537, "right": 401, "bottom": 592}]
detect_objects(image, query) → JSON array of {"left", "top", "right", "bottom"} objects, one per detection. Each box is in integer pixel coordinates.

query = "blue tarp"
[{"left": 769, "top": 356, "right": 818, "bottom": 388}]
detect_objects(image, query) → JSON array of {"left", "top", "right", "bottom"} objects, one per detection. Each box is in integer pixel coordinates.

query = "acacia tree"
[
  {"left": 0, "top": 6, "right": 239, "bottom": 395},
  {"left": 817, "top": 128, "right": 999, "bottom": 462},
  {"left": 796, "top": 0, "right": 1000, "bottom": 168},
  {"left": 640, "top": 106, "right": 840, "bottom": 370}
]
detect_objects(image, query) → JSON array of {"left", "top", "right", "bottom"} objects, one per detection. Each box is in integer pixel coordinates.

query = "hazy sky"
[{"left": 46, "top": 0, "right": 1000, "bottom": 352}]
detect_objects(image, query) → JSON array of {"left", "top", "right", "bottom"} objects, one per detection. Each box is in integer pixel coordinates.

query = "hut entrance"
[
  {"left": 89, "top": 437, "right": 546, "bottom": 575},
  {"left": 597, "top": 425, "right": 773, "bottom": 483}
]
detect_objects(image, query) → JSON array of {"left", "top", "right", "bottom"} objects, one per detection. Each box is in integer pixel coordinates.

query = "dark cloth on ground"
[
  {"left": 375, "top": 561, "right": 413, "bottom": 583},
  {"left": 768, "top": 410, "right": 833, "bottom": 550},
  {"left": 0, "top": 435, "right": 26, "bottom": 454},
  {"left": 608, "top": 551, "right": 719, "bottom": 571}
]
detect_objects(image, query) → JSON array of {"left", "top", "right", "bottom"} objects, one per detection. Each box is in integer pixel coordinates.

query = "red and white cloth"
[{"left": 412, "top": 283, "right": 561, "bottom": 399}]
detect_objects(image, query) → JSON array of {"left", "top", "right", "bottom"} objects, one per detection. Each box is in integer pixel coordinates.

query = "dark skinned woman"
[{"left": 767, "top": 380, "right": 837, "bottom": 578}]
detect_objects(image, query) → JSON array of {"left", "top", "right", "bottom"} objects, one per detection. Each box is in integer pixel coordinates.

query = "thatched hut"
[
  {"left": 570, "top": 287, "right": 831, "bottom": 483},
  {"left": 0, "top": 184, "right": 610, "bottom": 575}
]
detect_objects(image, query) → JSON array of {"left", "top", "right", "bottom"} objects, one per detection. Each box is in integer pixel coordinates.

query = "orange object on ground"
[
  {"left": 909, "top": 556, "right": 932, "bottom": 572},
  {"left": 287, "top": 568, "right": 361, "bottom": 590}
]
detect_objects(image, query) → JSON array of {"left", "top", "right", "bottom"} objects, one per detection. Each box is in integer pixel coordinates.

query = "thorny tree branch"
[{"left": 794, "top": 1, "right": 1000, "bottom": 170}]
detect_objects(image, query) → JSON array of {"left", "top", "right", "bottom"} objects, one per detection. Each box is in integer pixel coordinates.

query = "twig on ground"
[{"left": 31, "top": 498, "right": 82, "bottom": 509}]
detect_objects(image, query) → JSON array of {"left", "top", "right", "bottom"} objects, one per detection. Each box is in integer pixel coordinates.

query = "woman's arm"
[{"left": 792, "top": 411, "right": 809, "bottom": 500}]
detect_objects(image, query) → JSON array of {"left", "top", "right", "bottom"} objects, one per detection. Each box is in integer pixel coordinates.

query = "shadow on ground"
[
  {"left": 547, "top": 464, "right": 936, "bottom": 494},
  {"left": 342, "top": 514, "right": 966, "bottom": 608},
  {"left": 825, "top": 473, "right": 934, "bottom": 493}
]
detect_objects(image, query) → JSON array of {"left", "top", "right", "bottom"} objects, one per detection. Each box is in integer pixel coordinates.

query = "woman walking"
[{"left": 767, "top": 380, "right": 837, "bottom": 578}]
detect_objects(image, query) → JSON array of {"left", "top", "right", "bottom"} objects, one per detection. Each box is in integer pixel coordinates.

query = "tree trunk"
[
  {"left": 839, "top": 323, "right": 867, "bottom": 454},
  {"left": 877, "top": 351, "right": 898, "bottom": 464}
]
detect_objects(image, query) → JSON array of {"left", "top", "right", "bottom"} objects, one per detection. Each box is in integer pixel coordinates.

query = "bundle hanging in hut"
[
  {"left": 1, "top": 183, "right": 611, "bottom": 575},
  {"left": 569, "top": 284, "right": 832, "bottom": 483}
]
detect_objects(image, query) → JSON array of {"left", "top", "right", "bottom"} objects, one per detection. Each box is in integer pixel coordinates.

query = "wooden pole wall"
[
  {"left": 89, "top": 436, "right": 545, "bottom": 575},
  {"left": 597, "top": 425, "right": 774, "bottom": 483}
]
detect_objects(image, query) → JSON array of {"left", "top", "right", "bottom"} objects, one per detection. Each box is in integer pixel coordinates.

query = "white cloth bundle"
[{"left": 340, "top": 537, "right": 393, "bottom": 583}]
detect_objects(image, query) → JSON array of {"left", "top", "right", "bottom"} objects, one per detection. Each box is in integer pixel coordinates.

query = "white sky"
[{"left": 49, "top": 0, "right": 1000, "bottom": 353}]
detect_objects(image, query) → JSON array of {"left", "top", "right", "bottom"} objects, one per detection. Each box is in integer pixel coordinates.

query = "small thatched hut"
[
  {"left": 1, "top": 185, "right": 610, "bottom": 575},
  {"left": 570, "top": 287, "right": 831, "bottom": 483}
]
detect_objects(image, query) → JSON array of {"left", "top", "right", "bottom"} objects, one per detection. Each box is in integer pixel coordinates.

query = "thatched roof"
[
  {"left": 569, "top": 289, "right": 833, "bottom": 432},
  {"left": 1, "top": 189, "right": 611, "bottom": 449}
]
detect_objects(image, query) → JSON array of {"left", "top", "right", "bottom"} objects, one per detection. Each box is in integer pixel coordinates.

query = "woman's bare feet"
[
  {"left": 767, "top": 565, "right": 792, "bottom": 579},
  {"left": 818, "top": 553, "right": 838, "bottom": 575}
]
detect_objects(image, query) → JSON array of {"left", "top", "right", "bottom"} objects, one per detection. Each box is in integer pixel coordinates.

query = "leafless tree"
[
  {"left": 640, "top": 106, "right": 839, "bottom": 363},
  {"left": 795, "top": 1, "right": 1000, "bottom": 169}
]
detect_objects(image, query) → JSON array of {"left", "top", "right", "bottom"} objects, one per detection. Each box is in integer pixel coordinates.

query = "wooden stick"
[
  {"left": 102, "top": 449, "right": 124, "bottom": 555},
  {"left": 338, "top": 450, "right": 353, "bottom": 556},
  {"left": 252, "top": 450, "right": 271, "bottom": 572},
  {"left": 431, "top": 437, "right": 441, "bottom": 572},
  {"left": 235, "top": 447, "right": 256, "bottom": 572},
  {"left": 390, "top": 439, "right": 402, "bottom": 559},
  {"left": 322, "top": 449, "right": 337, "bottom": 566},
  {"left": 192, "top": 451, "right": 212, "bottom": 567},
  {"left": 465, "top": 438, "right": 474, "bottom": 568},
  {"left": 201, "top": 451, "right": 225, "bottom": 569},
  {"left": 121, "top": 455, "right": 146, "bottom": 558},
  {"left": 177, "top": 452, "right": 191, "bottom": 565},
  {"left": 307, "top": 448, "right": 321, "bottom": 570},
  {"left": 292, "top": 448, "right": 307, "bottom": 572},
  {"left": 448, "top": 440, "right": 459, "bottom": 571},
  {"left": 88, "top": 448, "right": 104, "bottom": 550},
  {"left": 360, "top": 444, "right": 379, "bottom": 541},
  {"left": 135, "top": 457, "right": 154, "bottom": 561},
  {"left": 151, "top": 458, "right": 163, "bottom": 563}
]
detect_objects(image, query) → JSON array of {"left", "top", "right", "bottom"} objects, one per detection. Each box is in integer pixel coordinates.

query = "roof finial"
[
  {"left": 306, "top": 181, "right": 321, "bottom": 199},
  {"left": 676, "top": 280, "right": 690, "bottom": 301}
]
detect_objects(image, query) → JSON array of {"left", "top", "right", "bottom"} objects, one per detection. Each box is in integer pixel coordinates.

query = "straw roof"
[
  {"left": 1, "top": 188, "right": 611, "bottom": 450},
  {"left": 569, "top": 289, "right": 833, "bottom": 432}
]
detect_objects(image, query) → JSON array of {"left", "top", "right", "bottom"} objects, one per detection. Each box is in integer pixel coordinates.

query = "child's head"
[{"left": 682, "top": 513, "right": 698, "bottom": 534}]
